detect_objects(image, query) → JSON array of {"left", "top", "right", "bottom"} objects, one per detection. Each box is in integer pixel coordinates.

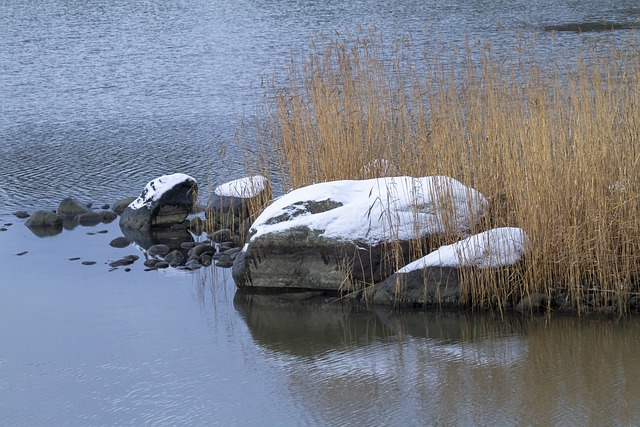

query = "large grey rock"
[
  {"left": 119, "top": 173, "right": 197, "bottom": 230},
  {"left": 232, "top": 176, "right": 488, "bottom": 292},
  {"left": 232, "top": 225, "right": 424, "bottom": 292}
]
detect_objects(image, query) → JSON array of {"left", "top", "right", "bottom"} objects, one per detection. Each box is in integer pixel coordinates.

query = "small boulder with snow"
[
  {"left": 371, "top": 227, "right": 529, "bottom": 307},
  {"left": 232, "top": 176, "right": 488, "bottom": 292},
  {"left": 119, "top": 173, "right": 197, "bottom": 230},
  {"left": 206, "top": 175, "right": 271, "bottom": 234}
]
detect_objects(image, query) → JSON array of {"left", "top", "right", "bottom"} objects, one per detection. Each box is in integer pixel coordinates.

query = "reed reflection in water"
[{"left": 235, "top": 292, "right": 640, "bottom": 425}]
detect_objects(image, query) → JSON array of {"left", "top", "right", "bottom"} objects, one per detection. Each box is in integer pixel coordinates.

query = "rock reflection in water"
[
  {"left": 119, "top": 225, "right": 194, "bottom": 252},
  {"left": 234, "top": 294, "right": 640, "bottom": 425}
]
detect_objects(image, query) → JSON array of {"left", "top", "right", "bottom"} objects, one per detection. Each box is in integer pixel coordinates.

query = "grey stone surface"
[{"left": 25, "top": 210, "right": 63, "bottom": 228}]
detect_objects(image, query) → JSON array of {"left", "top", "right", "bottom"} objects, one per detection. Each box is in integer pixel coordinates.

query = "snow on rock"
[
  {"left": 249, "top": 176, "right": 488, "bottom": 245},
  {"left": 214, "top": 176, "right": 268, "bottom": 198},
  {"left": 399, "top": 227, "right": 528, "bottom": 272},
  {"left": 129, "top": 173, "right": 197, "bottom": 210}
]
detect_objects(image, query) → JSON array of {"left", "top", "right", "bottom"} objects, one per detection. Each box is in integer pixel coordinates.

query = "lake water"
[{"left": 1, "top": 0, "right": 640, "bottom": 424}]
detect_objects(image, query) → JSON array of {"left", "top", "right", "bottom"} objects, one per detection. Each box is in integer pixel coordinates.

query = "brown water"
[{"left": 1, "top": 0, "right": 640, "bottom": 424}]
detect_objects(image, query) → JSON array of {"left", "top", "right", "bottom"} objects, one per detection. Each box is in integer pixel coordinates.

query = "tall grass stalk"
[{"left": 243, "top": 28, "right": 640, "bottom": 313}]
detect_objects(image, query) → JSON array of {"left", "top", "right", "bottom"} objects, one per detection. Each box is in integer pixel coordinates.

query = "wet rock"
[
  {"left": 99, "top": 210, "right": 118, "bottom": 223},
  {"left": 155, "top": 261, "right": 170, "bottom": 269},
  {"left": 148, "top": 244, "right": 170, "bottom": 256},
  {"left": 109, "top": 258, "right": 135, "bottom": 267},
  {"left": 78, "top": 211, "right": 102, "bottom": 226},
  {"left": 57, "top": 197, "right": 91, "bottom": 218},
  {"left": 17, "top": 251, "right": 28, "bottom": 256},
  {"left": 109, "top": 237, "right": 131, "bottom": 248},
  {"left": 164, "top": 250, "right": 185, "bottom": 266},
  {"left": 192, "top": 244, "right": 217, "bottom": 257},
  {"left": 69, "top": 257, "right": 81, "bottom": 261},
  {"left": 216, "top": 254, "right": 234, "bottom": 268},
  {"left": 119, "top": 174, "right": 198, "bottom": 230},
  {"left": 112, "top": 197, "right": 136, "bottom": 215},
  {"left": 200, "top": 254, "right": 212, "bottom": 266},
  {"left": 185, "top": 259, "right": 202, "bottom": 270},
  {"left": 0, "top": 228, "right": 6, "bottom": 232},
  {"left": 101, "top": 204, "right": 111, "bottom": 210},
  {"left": 25, "top": 211, "right": 63, "bottom": 228},
  {"left": 180, "top": 241, "right": 197, "bottom": 249},
  {"left": 124, "top": 255, "right": 139, "bottom": 261},
  {"left": 371, "top": 267, "right": 463, "bottom": 307},
  {"left": 144, "top": 259, "right": 160, "bottom": 268},
  {"left": 82, "top": 261, "right": 97, "bottom": 265},
  {"left": 14, "top": 211, "right": 30, "bottom": 219}
]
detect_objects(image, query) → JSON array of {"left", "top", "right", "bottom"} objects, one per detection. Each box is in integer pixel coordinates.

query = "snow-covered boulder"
[
  {"left": 206, "top": 175, "right": 271, "bottom": 234},
  {"left": 371, "top": 227, "right": 529, "bottom": 307},
  {"left": 119, "top": 173, "right": 197, "bottom": 230},
  {"left": 232, "top": 176, "right": 489, "bottom": 291}
]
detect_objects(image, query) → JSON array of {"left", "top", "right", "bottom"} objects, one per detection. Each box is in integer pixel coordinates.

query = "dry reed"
[{"left": 241, "top": 28, "right": 640, "bottom": 313}]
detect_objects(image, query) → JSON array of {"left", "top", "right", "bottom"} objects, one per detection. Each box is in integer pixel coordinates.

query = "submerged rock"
[
  {"left": 120, "top": 174, "right": 198, "bottom": 230},
  {"left": 25, "top": 211, "right": 63, "bottom": 229},
  {"left": 57, "top": 197, "right": 91, "bottom": 218},
  {"left": 14, "top": 211, "right": 30, "bottom": 219}
]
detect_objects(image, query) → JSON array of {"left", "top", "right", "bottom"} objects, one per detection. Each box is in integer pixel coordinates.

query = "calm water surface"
[{"left": 1, "top": 0, "right": 640, "bottom": 425}]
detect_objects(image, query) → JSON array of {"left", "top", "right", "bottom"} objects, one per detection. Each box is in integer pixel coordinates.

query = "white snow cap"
[
  {"left": 398, "top": 227, "right": 528, "bottom": 272},
  {"left": 129, "top": 173, "right": 196, "bottom": 210},
  {"left": 214, "top": 175, "right": 268, "bottom": 198},
  {"left": 249, "top": 176, "right": 488, "bottom": 245}
]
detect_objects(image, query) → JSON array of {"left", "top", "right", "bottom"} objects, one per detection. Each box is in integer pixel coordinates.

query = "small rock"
[
  {"left": 200, "top": 254, "right": 212, "bottom": 266},
  {"left": 16, "top": 251, "right": 28, "bottom": 256},
  {"left": 109, "top": 258, "right": 135, "bottom": 267},
  {"left": 0, "top": 228, "right": 6, "bottom": 232},
  {"left": 155, "top": 261, "right": 170, "bottom": 269},
  {"left": 212, "top": 229, "right": 233, "bottom": 243},
  {"left": 192, "top": 244, "right": 217, "bottom": 257},
  {"left": 215, "top": 254, "right": 233, "bottom": 268},
  {"left": 144, "top": 259, "right": 160, "bottom": 268},
  {"left": 180, "top": 241, "right": 197, "bottom": 249},
  {"left": 109, "top": 237, "right": 131, "bottom": 248},
  {"left": 164, "top": 250, "right": 185, "bottom": 265},
  {"left": 148, "top": 244, "right": 170, "bottom": 256},
  {"left": 4, "top": 223, "right": 13, "bottom": 226},
  {"left": 185, "top": 259, "right": 202, "bottom": 270},
  {"left": 82, "top": 261, "right": 97, "bottom": 265},
  {"left": 124, "top": 268, "right": 131, "bottom": 272},
  {"left": 97, "top": 230, "right": 109, "bottom": 234},
  {"left": 69, "top": 257, "right": 81, "bottom": 261},
  {"left": 101, "top": 204, "right": 111, "bottom": 210},
  {"left": 14, "top": 211, "right": 30, "bottom": 219},
  {"left": 111, "top": 197, "right": 136, "bottom": 215},
  {"left": 98, "top": 210, "right": 118, "bottom": 223},
  {"left": 25, "top": 211, "right": 63, "bottom": 228},
  {"left": 124, "top": 255, "right": 139, "bottom": 261},
  {"left": 58, "top": 197, "right": 91, "bottom": 217}
]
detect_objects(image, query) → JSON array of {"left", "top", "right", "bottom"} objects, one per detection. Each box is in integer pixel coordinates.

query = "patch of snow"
[
  {"left": 129, "top": 173, "right": 196, "bottom": 210},
  {"left": 214, "top": 176, "right": 268, "bottom": 198},
  {"left": 398, "top": 227, "right": 528, "bottom": 272},
  {"left": 249, "top": 176, "right": 488, "bottom": 245}
]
